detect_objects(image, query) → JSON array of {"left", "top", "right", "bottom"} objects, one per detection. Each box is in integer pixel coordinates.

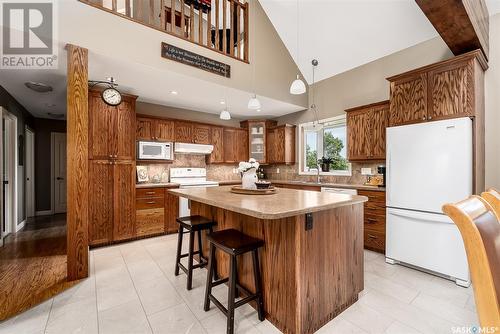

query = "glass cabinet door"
[{"left": 249, "top": 122, "right": 265, "bottom": 163}]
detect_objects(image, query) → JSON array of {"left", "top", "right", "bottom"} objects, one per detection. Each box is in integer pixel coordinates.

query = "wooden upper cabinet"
[
  {"left": 428, "top": 60, "right": 473, "bottom": 121},
  {"left": 113, "top": 160, "right": 136, "bottom": 241},
  {"left": 114, "top": 100, "right": 136, "bottom": 160},
  {"left": 89, "top": 89, "right": 137, "bottom": 160},
  {"left": 346, "top": 101, "right": 389, "bottom": 161},
  {"left": 175, "top": 121, "right": 194, "bottom": 143},
  {"left": 136, "top": 117, "right": 155, "bottom": 140},
  {"left": 155, "top": 119, "right": 175, "bottom": 141},
  {"left": 236, "top": 129, "right": 249, "bottom": 162},
  {"left": 89, "top": 92, "right": 113, "bottom": 160},
  {"left": 387, "top": 50, "right": 486, "bottom": 127},
  {"left": 208, "top": 127, "right": 224, "bottom": 163},
  {"left": 266, "top": 125, "right": 295, "bottom": 165},
  {"left": 388, "top": 73, "right": 428, "bottom": 127},
  {"left": 370, "top": 104, "right": 389, "bottom": 160},
  {"left": 347, "top": 110, "right": 371, "bottom": 160},
  {"left": 223, "top": 129, "right": 238, "bottom": 163},
  {"left": 193, "top": 124, "right": 211, "bottom": 144}
]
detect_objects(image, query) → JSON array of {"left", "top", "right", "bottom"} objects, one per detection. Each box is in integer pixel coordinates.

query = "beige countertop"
[
  {"left": 168, "top": 185, "right": 368, "bottom": 220},
  {"left": 136, "top": 182, "right": 179, "bottom": 188},
  {"left": 267, "top": 180, "right": 386, "bottom": 192}
]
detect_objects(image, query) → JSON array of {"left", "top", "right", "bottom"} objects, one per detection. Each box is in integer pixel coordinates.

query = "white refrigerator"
[{"left": 386, "top": 117, "right": 472, "bottom": 286}]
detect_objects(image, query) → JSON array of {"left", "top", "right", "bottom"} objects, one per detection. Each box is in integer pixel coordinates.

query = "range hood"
[{"left": 174, "top": 142, "right": 214, "bottom": 155}]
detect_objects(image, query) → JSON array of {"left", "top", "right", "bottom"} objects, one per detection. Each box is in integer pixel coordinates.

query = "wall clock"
[{"left": 101, "top": 87, "right": 122, "bottom": 106}]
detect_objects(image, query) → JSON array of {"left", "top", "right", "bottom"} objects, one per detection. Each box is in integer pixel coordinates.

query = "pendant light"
[
  {"left": 248, "top": 3, "right": 261, "bottom": 110},
  {"left": 220, "top": 88, "right": 231, "bottom": 120},
  {"left": 290, "top": 0, "right": 306, "bottom": 95},
  {"left": 310, "top": 59, "right": 320, "bottom": 125}
]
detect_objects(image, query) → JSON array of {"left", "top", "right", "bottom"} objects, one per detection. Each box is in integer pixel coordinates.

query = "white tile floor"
[{"left": 0, "top": 234, "right": 479, "bottom": 334}]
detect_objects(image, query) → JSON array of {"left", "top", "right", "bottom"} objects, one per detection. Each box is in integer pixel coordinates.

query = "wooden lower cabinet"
[
  {"left": 135, "top": 186, "right": 180, "bottom": 238},
  {"left": 88, "top": 160, "right": 136, "bottom": 246},
  {"left": 358, "top": 190, "right": 386, "bottom": 253}
]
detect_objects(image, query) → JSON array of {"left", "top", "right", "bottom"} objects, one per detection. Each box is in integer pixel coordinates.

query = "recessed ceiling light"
[
  {"left": 220, "top": 100, "right": 226, "bottom": 105},
  {"left": 257, "top": 109, "right": 261, "bottom": 112},
  {"left": 170, "top": 91, "right": 178, "bottom": 95},
  {"left": 25, "top": 81, "right": 53, "bottom": 93}
]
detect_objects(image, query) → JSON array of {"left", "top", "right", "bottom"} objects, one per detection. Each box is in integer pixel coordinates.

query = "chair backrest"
[
  {"left": 442, "top": 196, "right": 500, "bottom": 328},
  {"left": 482, "top": 188, "right": 500, "bottom": 218}
]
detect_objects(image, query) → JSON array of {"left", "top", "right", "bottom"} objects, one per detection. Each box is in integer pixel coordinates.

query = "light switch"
[{"left": 361, "top": 168, "right": 372, "bottom": 175}]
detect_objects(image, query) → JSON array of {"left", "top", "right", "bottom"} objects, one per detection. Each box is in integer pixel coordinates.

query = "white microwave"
[{"left": 137, "top": 141, "right": 173, "bottom": 160}]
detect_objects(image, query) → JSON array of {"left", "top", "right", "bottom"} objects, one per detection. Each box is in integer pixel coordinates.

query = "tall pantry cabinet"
[{"left": 88, "top": 89, "right": 137, "bottom": 246}]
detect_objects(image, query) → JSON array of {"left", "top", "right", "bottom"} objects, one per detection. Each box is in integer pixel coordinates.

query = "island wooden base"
[{"left": 191, "top": 201, "right": 364, "bottom": 334}]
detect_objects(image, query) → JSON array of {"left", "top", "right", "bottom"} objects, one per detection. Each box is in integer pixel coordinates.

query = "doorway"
[
  {"left": 25, "top": 128, "right": 35, "bottom": 218},
  {"left": 51, "top": 132, "right": 66, "bottom": 214},
  {"left": 1, "top": 108, "right": 18, "bottom": 246}
]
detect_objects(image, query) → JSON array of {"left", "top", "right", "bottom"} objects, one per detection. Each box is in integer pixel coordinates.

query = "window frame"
[{"left": 298, "top": 115, "right": 352, "bottom": 176}]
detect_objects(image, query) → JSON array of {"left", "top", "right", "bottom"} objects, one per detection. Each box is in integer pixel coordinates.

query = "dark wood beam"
[
  {"left": 416, "top": 0, "right": 489, "bottom": 60},
  {"left": 66, "top": 44, "right": 89, "bottom": 281}
]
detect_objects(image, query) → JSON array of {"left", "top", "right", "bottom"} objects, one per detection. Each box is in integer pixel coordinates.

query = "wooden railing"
[{"left": 80, "top": 0, "right": 249, "bottom": 62}]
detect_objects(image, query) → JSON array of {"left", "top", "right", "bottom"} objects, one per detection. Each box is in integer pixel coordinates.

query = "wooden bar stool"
[
  {"left": 174, "top": 215, "right": 216, "bottom": 290},
  {"left": 203, "top": 229, "right": 265, "bottom": 334}
]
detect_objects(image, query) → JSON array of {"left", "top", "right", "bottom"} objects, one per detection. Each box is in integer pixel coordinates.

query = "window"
[{"left": 299, "top": 115, "right": 351, "bottom": 176}]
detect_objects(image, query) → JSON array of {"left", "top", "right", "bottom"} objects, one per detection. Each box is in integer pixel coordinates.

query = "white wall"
[{"left": 485, "top": 13, "right": 500, "bottom": 189}]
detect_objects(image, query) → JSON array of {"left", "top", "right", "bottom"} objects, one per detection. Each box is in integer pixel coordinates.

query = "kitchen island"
[{"left": 169, "top": 186, "right": 368, "bottom": 334}]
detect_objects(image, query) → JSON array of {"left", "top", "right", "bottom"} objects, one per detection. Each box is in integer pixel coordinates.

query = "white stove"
[{"left": 170, "top": 168, "right": 219, "bottom": 216}]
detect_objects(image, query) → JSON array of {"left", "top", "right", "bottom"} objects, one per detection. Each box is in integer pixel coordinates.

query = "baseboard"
[
  {"left": 36, "top": 210, "right": 53, "bottom": 216},
  {"left": 16, "top": 220, "right": 26, "bottom": 232}
]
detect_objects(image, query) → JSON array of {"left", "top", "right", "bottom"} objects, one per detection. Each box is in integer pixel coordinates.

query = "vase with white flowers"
[{"left": 238, "top": 158, "right": 260, "bottom": 190}]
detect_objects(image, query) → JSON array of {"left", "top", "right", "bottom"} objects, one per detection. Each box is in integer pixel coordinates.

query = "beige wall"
[
  {"left": 276, "top": 37, "right": 453, "bottom": 125},
  {"left": 136, "top": 101, "right": 243, "bottom": 127},
  {"left": 62, "top": 0, "right": 307, "bottom": 108},
  {"left": 485, "top": 13, "right": 500, "bottom": 189}
]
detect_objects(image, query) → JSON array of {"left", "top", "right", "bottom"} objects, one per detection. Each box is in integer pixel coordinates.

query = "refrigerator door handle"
[
  {"left": 386, "top": 150, "right": 392, "bottom": 205},
  {"left": 389, "top": 209, "right": 451, "bottom": 224}
]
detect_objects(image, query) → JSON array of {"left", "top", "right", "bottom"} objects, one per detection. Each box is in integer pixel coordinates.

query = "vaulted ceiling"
[{"left": 260, "top": 0, "right": 500, "bottom": 84}]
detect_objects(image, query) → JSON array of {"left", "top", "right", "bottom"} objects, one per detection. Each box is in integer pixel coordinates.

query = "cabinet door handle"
[
  {"left": 367, "top": 218, "right": 377, "bottom": 224},
  {"left": 422, "top": 116, "right": 427, "bottom": 121},
  {"left": 368, "top": 234, "right": 378, "bottom": 239},
  {"left": 146, "top": 201, "right": 156, "bottom": 204},
  {"left": 146, "top": 191, "right": 155, "bottom": 195},
  {"left": 428, "top": 116, "right": 432, "bottom": 120}
]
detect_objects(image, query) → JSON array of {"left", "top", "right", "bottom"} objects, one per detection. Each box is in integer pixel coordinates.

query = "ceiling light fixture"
[
  {"left": 170, "top": 90, "right": 178, "bottom": 95},
  {"left": 24, "top": 81, "right": 53, "bottom": 93},
  {"left": 220, "top": 100, "right": 226, "bottom": 105},
  {"left": 290, "top": 0, "right": 306, "bottom": 95},
  {"left": 220, "top": 109, "right": 231, "bottom": 120},
  {"left": 310, "top": 59, "right": 320, "bottom": 125}
]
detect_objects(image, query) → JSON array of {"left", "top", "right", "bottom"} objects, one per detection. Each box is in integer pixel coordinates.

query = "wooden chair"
[
  {"left": 482, "top": 188, "right": 500, "bottom": 218},
  {"left": 442, "top": 196, "right": 500, "bottom": 329}
]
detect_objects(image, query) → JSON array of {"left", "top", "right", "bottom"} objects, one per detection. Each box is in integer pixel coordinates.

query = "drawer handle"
[
  {"left": 368, "top": 234, "right": 378, "bottom": 239},
  {"left": 146, "top": 201, "right": 156, "bottom": 204},
  {"left": 367, "top": 218, "right": 378, "bottom": 224},
  {"left": 145, "top": 192, "right": 156, "bottom": 195}
]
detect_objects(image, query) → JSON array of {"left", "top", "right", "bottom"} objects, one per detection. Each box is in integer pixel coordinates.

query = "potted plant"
[{"left": 319, "top": 157, "right": 333, "bottom": 172}]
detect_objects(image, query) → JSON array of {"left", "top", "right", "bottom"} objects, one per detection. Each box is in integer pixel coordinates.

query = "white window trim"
[{"left": 298, "top": 115, "right": 352, "bottom": 176}]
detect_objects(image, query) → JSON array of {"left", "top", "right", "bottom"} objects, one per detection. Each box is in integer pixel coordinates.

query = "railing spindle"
[
  {"left": 222, "top": 0, "right": 227, "bottom": 53},
  {"left": 181, "top": 0, "right": 185, "bottom": 38},
  {"left": 199, "top": 6, "right": 203, "bottom": 45},
  {"left": 137, "top": 1, "right": 143, "bottom": 21},
  {"left": 236, "top": 3, "right": 240, "bottom": 58},
  {"left": 149, "top": 0, "right": 155, "bottom": 26},
  {"left": 160, "top": 0, "right": 165, "bottom": 28},
  {"left": 190, "top": 3, "right": 195, "bottom": 41},
  {"left": 170, "top": 0, "right": 175, "bottom": 32},
  {"left": 125, "top": 0, "right": 131, "bottom": 17},
  {"left": 244, "top": 2, "right": 248, "bottom": 62},
  {"left": 112, "top": 0, "right": 117, "bottom": 12},
  {"left": 215, "top": 0, "right": 219, "bottom": 50},
  {"left": 207, "top": 7, "right": 211, "bottom": 48},
  {"left": 229, "top": 0, "right": 234, "bottom": 56}
]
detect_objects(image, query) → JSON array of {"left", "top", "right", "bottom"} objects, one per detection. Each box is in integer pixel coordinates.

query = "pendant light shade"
[
  {"left": 247, "top": 94, "right": 261, "bottom": 110},
  {"left": 290, "top": 74, "right": 306, "bottom": 95},
  {"left": 220, "top": 110, "right": 231, "bottom": 120}
]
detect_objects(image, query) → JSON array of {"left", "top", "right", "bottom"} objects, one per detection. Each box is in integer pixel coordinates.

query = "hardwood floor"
[{"left": 0, "top": 214, "right": 79, "bottom": 321}]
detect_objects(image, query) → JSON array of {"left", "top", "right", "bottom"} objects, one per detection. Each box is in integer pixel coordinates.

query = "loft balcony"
[{"left": 79, "top": 0, "right": 249, "bottom": 62}]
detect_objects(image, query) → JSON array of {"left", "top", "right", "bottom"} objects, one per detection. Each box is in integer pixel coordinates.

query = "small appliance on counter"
[
  {"left": 137, "top": 141, "right": 173, "bottom": 160},
  {"left": 377, "top": 165, "right": 386, "bottom": 187}
]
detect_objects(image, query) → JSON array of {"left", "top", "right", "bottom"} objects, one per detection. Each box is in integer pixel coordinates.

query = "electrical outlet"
[{"left": 276, "top": 168, "right": 280, "bottom": 174}]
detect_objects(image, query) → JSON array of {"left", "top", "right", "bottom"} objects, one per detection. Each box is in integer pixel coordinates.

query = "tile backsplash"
[
  {"left": 263, "top": 162, "right": 384, "bottom": 185},
  {"left": 136, "top": 154, "right": 240, "bottom": 184}
]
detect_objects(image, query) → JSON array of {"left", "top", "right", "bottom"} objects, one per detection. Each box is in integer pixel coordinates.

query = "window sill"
[{"left": 298, "top": 170, "right": 352, "bottom": 177}]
